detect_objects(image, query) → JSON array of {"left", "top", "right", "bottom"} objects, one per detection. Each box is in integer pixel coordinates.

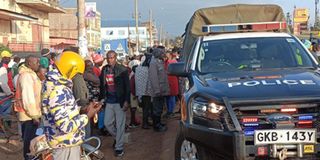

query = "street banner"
[{"left": 85, "top": 2, "right": 96, "bottom": 19}]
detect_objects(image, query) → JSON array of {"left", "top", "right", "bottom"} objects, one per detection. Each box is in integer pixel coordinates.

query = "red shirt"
[
  {"left": 165, "top": 59, "right": 179, "bottom": 96},
  {"left": 2, "top": 63, "right": 14, "bottom": 92},
  {"left": 93, "top": 66, "right": 101, "bottom": 77}
]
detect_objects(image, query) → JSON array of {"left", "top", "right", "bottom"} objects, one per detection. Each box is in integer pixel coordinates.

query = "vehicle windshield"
[{"left": 197, "top": 37, "right": 315, "bottom": 74}]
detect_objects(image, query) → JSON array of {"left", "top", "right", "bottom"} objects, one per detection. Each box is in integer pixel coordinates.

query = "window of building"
[
  {"left": 106, "top": 30, "right": 113, "bottom": 35},
  {"left": 129, "top": 29, "right": 135, "bottom": 35},
  {"left": 118, "top": 30, "right": 126, "bottom": 36},
  {"left": 0, "top": 20, "right": 12, "bottom": 33},
  {"left": 138, "top": 29, "right": 145, "bottom": 35}
]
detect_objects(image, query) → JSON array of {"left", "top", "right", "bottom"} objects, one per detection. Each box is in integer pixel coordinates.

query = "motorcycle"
[{"left": 30, "top": 136, "right": 104, "bottom": 160}]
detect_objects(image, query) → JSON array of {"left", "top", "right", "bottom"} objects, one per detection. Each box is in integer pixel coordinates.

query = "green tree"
[{"left": 0, "top": 43, "right": 11, "bottom": 54}]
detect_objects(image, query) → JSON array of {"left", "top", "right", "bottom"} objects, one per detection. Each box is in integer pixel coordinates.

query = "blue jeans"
[
  {"left": 0, "top": 95, "right": 12, "bottom": 117},
  {"left": 98, "top": 109, "right": 105, "bottom": 129},
  {"left": 166, "top": 96, "right": 176, "bottom": 113}
]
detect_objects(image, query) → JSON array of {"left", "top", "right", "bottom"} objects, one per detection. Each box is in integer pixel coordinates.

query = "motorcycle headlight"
[{"left": 191, "top": 98, "right": 225, "bottom": 120}]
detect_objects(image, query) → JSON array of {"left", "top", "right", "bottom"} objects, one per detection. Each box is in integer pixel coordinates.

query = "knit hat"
[
  {"left": 40, "top": 57, "right": 49, "bottom": 68},
  {"left": 91, "top": 53, "right": 104, "bottom": 64}
]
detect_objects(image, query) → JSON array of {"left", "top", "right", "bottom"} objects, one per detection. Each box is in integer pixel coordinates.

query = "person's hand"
[
  {"left": 80, "top": 106, "right": 88, "bottom": 114},
  {"left": 33, "top": 118, "right": 40, "bottom": 126},
  {"left": 86, "top": 102, "right": 102, "bottom": 118},
  {"left": 122, "top": 101, "right": 129, "bottom": 112}
]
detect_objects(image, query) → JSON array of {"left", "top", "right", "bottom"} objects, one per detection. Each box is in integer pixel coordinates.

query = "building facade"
[
  {"left": 0, "top": 0, "right": 64, "bottom": 55},
  {"left": 293, "top": 8, "right": 309, "bottom": 35},
  {"left": 101, "top": 20, "right": 151, "bottom": 55},
  {"left": 49, "top": 8, "right": 101, "bottom": 52}
]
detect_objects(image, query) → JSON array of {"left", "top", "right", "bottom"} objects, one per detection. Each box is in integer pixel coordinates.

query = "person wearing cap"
[
  {"left": 40, "top": 48, "right": 56, "bottom": 68},
  {"left": 42, "top": 51, "right": 101, "bottom": 160},
  {"left": 0, "top": 50, "right": 14, "bottom": 117}
]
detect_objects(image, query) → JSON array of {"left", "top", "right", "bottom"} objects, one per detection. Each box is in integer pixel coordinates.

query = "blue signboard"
[{"left": 101, "top": 39, "right": 128, "bottom": 54}]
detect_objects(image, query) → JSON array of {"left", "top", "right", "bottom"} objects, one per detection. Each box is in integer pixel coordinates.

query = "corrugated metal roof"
[{"left": 101, "top": 20, "right": 141, "bottom": 28}]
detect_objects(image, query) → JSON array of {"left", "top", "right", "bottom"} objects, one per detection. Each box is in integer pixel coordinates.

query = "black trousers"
[
  {"left": 21, "top": 120, "right": 38, "bottom": 160},
  {"left": 140, "top": 96, "right": 152, "bottom": 125},
  {"left": 152, "top": 96, "right": 165, "bottom": 127}
]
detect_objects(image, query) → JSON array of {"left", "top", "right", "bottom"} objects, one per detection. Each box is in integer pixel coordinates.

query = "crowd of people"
[{"left": 0, "top": 45, "right": 182, "bottom": 159}]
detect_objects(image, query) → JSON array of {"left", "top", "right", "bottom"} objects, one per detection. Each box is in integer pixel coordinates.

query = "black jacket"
[{"left": 99, "top": 63, "right": 130, "bottom": 107}]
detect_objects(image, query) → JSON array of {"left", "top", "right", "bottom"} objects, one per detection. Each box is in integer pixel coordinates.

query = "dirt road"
[{"left": 0, "top": 117, "right": 179, "bottom": 160}]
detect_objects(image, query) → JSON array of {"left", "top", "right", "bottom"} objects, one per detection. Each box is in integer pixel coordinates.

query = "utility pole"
[
  {"left": 134, "top": 0, "right": 139, "bottom": 55},
  {"left": 128, "top": 23, "right": 132, "bottom": 55},
  {"left": 149, "top": 9, "right": 153, "bottom": 47},
  {"left": 78, "top": 0, "right": 88, "bottom": 57},
  {"left": 159, "top": 24, "right": 162, "bottom": 46},
  {"left": 315, "top": 0, "right": 320, "bottom": 30},
  {"left": 163, "top": 31, "right": 166, "bottom": 47}
]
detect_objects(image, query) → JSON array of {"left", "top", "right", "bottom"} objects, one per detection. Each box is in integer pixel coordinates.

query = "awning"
[
  {"left": 0, "top": 9, "right": 38, "bottom": 21},
  {"left": 16, "top": 0, "right": 65, "bottom": 13}
]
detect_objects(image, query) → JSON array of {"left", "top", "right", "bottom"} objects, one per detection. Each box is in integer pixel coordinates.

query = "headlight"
[{"left": 191, "top": 98, "right": 225, "bottom": 120}]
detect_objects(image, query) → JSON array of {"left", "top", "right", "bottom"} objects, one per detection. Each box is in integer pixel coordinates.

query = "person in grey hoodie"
[{"left": 148, "top": 47, "right": 170, "bottom": 132}]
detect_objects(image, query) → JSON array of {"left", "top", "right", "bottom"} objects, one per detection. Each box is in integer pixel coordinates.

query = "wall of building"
[
  {"left": 49, "top": 12, "right": 78, "bottom": 40},
  {"left": 0, "top": 0, "right": 55, "bottom": 53},
  {"left": 86, "top": 12, "right": 101, "bottom": 49},
  {"left": 49, "top": 8, "right": 101, "bottom": 49},
  {"left": 101, "top": 26, "right": 149, "bottom": 49}
]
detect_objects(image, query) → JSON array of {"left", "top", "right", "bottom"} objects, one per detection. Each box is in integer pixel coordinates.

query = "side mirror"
[{"left": 168, "top": 62, "right": 188, "bottom": 77}]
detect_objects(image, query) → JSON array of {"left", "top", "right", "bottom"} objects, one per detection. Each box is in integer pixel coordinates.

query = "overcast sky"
[{"left": 60, "top": 0, "right": 314, "bottom": 37}]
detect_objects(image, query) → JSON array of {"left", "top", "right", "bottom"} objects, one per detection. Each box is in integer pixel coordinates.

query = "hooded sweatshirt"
[
  {"left": 16, "top": 64, "right": 42, "bottom": 121},
  {"left": 42, "top": 67, "right": 88, "bottom": 148}
]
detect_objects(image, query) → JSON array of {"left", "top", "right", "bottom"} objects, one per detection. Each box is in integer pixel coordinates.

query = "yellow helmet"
[
  {"left": 0, "top": 50, "right": 12, "bottom": 58},
  {"left": 55, "top": 51, "right": 85, "bottom": 79}
]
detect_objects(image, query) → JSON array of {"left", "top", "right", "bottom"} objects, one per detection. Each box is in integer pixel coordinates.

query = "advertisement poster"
[{"left": 85, "top": 2, "right": 96, "bottom": 18}]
